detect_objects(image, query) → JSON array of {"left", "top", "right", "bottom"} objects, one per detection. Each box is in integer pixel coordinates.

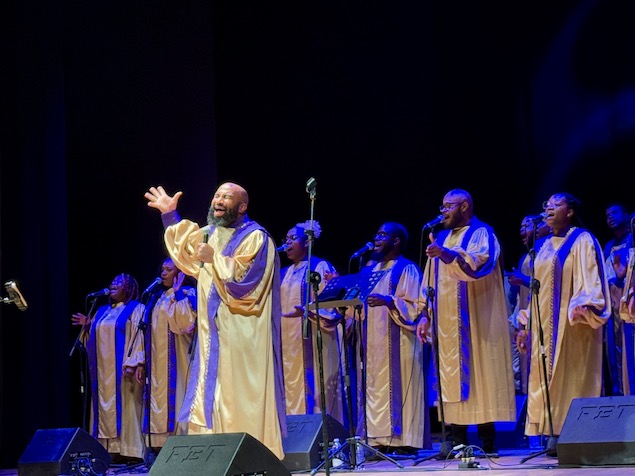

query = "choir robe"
[
  {"left": 518, "top": 227, "right": 610, "bottom": 436},
  {"left": 423, "top": 218, "right": 516, "bottom": 426},
  {"left": 353, "top": 257, "right": 430, "bottom": 449},
  {"left": 124, "top": 286, "right": 197, "bottom": 448},
  {"left": 86, "top": 300, "right": 146, "bottom": 459},
  {"left": 280, "top": 257, "right": 345, "bottom": 426},
  {"left": 161, "top": 213, "right": 286, "bottom": 459}
]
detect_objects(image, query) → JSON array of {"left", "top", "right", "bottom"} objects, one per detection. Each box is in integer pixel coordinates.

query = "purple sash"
[{"left": 86, "top": 300, "right": 139, "bottom": 438}]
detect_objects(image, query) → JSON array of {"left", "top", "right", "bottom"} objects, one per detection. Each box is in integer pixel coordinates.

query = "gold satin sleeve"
[{"left": 164, "top": 219, "right": 207, "bottom": 278}]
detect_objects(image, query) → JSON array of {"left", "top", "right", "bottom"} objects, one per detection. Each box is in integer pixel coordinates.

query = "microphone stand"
[
  {"left": 307, "top": 270, "right": 334, "bottom": 476},
  {"left": 299, "top": 177, "right": 331, "bottom": 475},
  {"left": 302, "top": 178, "right": 316, "bottom": 342},
  {"left": 311, "top": 290, "right": 403, "bottom": 473},
  {"left": 69, "top": 296, "right": 100, "bottom": 432},
  {"left": 124, "top": 288, "right": 161, "bottom": 471},
  {"left": 142, "top": 290, "right": 162, "bottom": 470},
  {"left": 520, "top": 231, "right": 557, "bottom": 463},
  {"left": 413, "top": 281, "right": 453, "bottom": 464},
  {"left": 412, "top": 225, "right": 453, "bottom": 464}
]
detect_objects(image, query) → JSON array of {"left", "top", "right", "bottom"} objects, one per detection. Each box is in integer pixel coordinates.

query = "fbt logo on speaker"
[
  {"left": 164, "top": 444, "right": 216, "bottom": 462},
  {"left": 577, "top": 404, "right": 635, "bottom": 420}
]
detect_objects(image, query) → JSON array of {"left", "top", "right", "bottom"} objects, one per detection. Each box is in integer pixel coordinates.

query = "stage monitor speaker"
[
  {"left": 557, "top": 395, "right": 635, "bottom": 466},
  {"left": 17, "top": 427, "right": 111, "bottom": 476},
  {"left": 281, "top": 413, "right": 350, "bottom": 471},
  {"left": 149, "top": 432, "right": 291, "bottom": 476}
]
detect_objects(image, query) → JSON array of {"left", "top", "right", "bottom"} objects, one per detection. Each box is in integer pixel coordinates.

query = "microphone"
[
  {"left": 200, "top": 230, "right": 210, "bottom": 268},
  {"left": 86, "top": 288, "right": 109, "bottom": 298},
  {"left": 350, "top": 242, "right": 374, "bottom": 259},
  {"left": 306, "top": 177, "right": 317, "bottom": 194},
  {"left": 422, "top": 215, "right": 443, "bottom": 230},
  {"left": 528, "top": 212, "right": 547, "bottom": 222},
  {"left": 276, "top": 243, "right": 290, "bottom": 252},
  {"left": 142, "top": 277, "right": 162, "bottom": 295},
  {"left": 3, "top": 281, "right": 28, "bottom": 311}
]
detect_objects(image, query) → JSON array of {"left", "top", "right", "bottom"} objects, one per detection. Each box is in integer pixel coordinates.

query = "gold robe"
[
  {"left": 163, "top": 217, "right": 285, "bottom": 459},
  {"left": 280, "top": 258, "right": 345, "bottom": 425},
  {"left": 424, "top": 219, "right": 516, "bottom": 426},
  {"left": 519, "top": 227, "right": 610, "bottom": 436},
  {"left": 87, "top": 301, "right": 146, "bottom": 459}
]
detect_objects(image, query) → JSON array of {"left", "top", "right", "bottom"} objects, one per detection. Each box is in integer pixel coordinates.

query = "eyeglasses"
[
  {"left": 439, "top": 202, "right": 462, "bottom": 212},
  {"left": 374, "top": 231, "right": 392, "bottom": 240},
  {"left": 284, "top": 234, "right": 300, "bottom": 242},
  {"left": 542, "top": 201, "right": 567, "bottom": 210}
]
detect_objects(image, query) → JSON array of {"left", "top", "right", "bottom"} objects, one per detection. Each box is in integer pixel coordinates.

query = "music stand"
[
  {"left": 309, "top": 270, "right": 385, "bottom": 312},
  {"left": 308, "top": 269, "right": 404, "bottom": 472}
]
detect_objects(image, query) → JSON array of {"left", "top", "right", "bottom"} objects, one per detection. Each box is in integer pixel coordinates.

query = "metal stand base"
[
  {"left": 310, "top": 435, "right": 404, "bottom": 474},
  {"left": 412, "top": 440, "right": 455, "bottom": 465},
  {"left": 520, "top": 436, "right": 558, "bottom": 463}
]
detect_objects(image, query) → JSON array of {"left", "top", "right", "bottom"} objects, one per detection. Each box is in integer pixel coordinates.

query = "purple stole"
[
  {"left": 178, "top": 220, "right": 286, "bottom": 435},
  {"left": 549, "top": 228, "right": 608, "bottom": 377},
  {"left": 142, "top": 289, "right": 196, "bottom": 433},
  {"left": 86, "top": 300, "right": 139, "bottom": 438},
  {"left": 280, "top": 256, "right": 336, "bottom": 413},
  {"left": 362, "top": 256, "right": 420, "bottom": 437},
  {"left": 433, "top": 217, "right": 499, "bottom": 401}
]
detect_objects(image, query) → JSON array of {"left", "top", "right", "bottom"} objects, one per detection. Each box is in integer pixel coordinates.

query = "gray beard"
[{"left": 207, "top": 206, "right": 239, "bottom": 228}]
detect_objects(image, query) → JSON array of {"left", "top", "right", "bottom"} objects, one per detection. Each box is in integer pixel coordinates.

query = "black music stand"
[
  {"left": 308, "top": 269, "right": 404, "bottom": 472},
  {"left": 309, "top": 270, "right": 384, "bottom": 311}
]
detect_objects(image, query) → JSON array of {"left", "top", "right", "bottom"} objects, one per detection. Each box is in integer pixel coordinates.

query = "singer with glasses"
[
  {"left": 71, "top": 273, "right": 147, "bottom": 464},
  {"left": 516, "top": 193, "right": 610, "bottom": 456},
  {"left": 278, "top": 220, "right": 346, "bottom": 427},
  {"left": 144, "top": 182, "right": 286, "bottom": 460},
  {"left": 342, "top": 221, "right": 430, "bottom": 456},
  {"left": 125, "top": 257, "right": 197, "bottom": 456},
  {"left": 507, "top": 214, "right": 552, "bottom": 395},
  {"left": 416, "top": 189, "right": 516, "bottom": 458}
]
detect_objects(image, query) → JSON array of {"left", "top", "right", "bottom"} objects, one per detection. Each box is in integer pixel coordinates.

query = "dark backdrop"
[{"left": 2, "top": 0, "right": 634, "bottom": 468}]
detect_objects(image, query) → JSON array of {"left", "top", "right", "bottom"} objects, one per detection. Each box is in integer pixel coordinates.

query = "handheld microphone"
[
  {"left": 3, "top": 281, "right": 28, "bottom": 311},
  {"left": 142, "top": 277, "right": 162, "bottom": 295},
  {"left": 277, "top": 243, "right": 290, "bottom": 252},
  {"left": 351, "top": 242, "right": 374, "bottom": 259},
  {"left": 86, "top": 288, "right": 110, "bottom": 298},
  {"left": 200, "top": 230, "right": 210, "bottom": 268},
  {"left": 422, "top": 215, "right": 444, "bottom": 230},
  {"left": 528, "top": 212, "right": 547, "bottom": 222}
]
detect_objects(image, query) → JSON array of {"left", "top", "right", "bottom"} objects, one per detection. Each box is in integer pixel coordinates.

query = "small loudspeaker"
[
  {"left": 558, "top": 395, "right": 635, "bottom": 465},
  {"left": 149, "top": 432, "right": 290, "bottom": 476},
  {"left": 17, "top": 427, "right": 111, "bottom": 476},
  {"left": 281, "top": 414, "right": 350, "bottom": 471}
]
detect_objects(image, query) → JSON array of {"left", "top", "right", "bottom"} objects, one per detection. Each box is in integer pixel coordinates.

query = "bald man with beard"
[{"left": 144, "top": 182, "right": 286, "bottom": 460}]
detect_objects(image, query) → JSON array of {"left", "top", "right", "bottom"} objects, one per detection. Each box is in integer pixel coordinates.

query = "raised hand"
[{"left": 144, "top": 185, "right": 183, "bottom": 214}]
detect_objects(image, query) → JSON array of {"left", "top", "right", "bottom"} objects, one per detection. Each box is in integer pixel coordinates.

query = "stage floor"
[{"left": 3, "top": 446, "right": 635, "bottom": 476}]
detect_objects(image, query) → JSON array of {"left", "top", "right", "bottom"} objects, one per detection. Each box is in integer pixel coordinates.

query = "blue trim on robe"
[
  {"left": 360, "top": 257, "right": 419, "bottom": 438},
  {"left": 141, "top": 287, "right": 193, "bottom": 434},
  {"left": 432, "top": 217, "right": 500, "bottom": 401},
  {"left": 385, "top": 257, "right": 412, "bottom": 437},
  {"left": 87, "top": 300, "right": 139, "bottom": 438},
  {"left": 625, "top": 323, "right": 635, "bottom": 394},
  {"left": 279, "top": 255, "right": 331, "bottom": 414},
  {"left": 550, "top": 228, "right": 609, "bottom": 373},
  {"left": 177, "top": 220, "right": 286, "bottom": 436}
]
